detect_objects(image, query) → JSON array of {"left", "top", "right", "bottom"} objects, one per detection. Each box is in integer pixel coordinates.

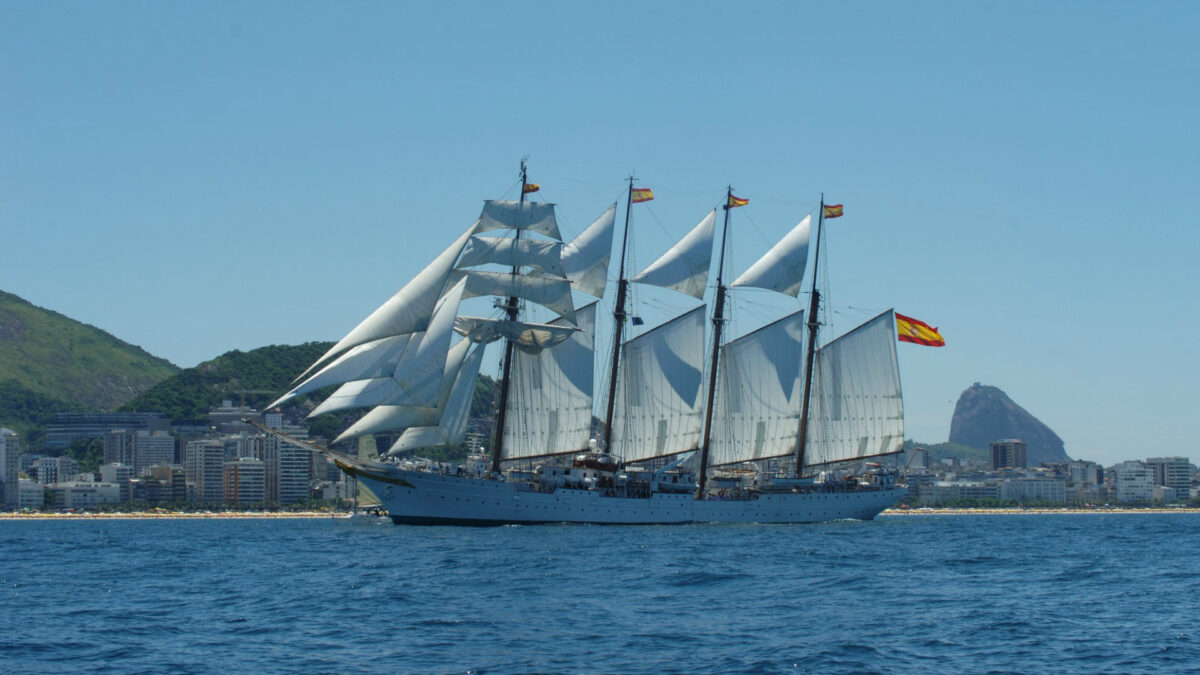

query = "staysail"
[
  {"left": 332, "top": 338, "right": 472, "bottom": 442},
  {"left": 561, "top": 204, "right": 617, "bottom": 298},
  {"left": 384, "top": 340, "right": 488, "bottom": 455},
  {"left": 306, "top": 278, "right": 465, "bottom": 416},
  {"left": 730, "top": 214, "right": 811, "bottom": 297},
  {"left": 296, "top": 222, "right": 479, "bottom": 381},
  {"left": 269, "top": 333, "right": 415, "bottom": 409},
  {"left": 500, "top": 302, "right": 597, "bottom": 461},
  {"left": 803, "top": 310, "right": 904, "bottom": 467},
  {"left": 630, "top": 209, "right": 717, "bottom": 299}
]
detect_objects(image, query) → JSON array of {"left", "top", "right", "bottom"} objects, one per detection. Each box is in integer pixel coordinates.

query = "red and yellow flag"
[
  {"left": 631, "top": 188, "right": 654, "bottom": 203},
  {"left": 523, "top": 183, "right": 540, "bottom": 194},
  {"left": 727, "top": 194, "right": 749, "bottom": 208},
  {"left": 895, "top": 313, "right": 945, "bottom": 347},
  {"left": 823, "top": 204, "right": 844, "bottom": 219}
]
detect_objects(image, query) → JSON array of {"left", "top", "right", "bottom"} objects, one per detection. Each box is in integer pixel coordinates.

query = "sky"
[{"left": 3, "top": 1, "right": 1198, "bottom": 466}]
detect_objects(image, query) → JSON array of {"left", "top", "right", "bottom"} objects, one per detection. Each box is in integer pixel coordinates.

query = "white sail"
[
  {"left": 456, "top": 236, "right": 566, "bottom": 278},
  {"left": 269, "top": 333, "right": 414, "bottom": 409},
  {"left": 630, "top": 209, "right": 716, "bottom": 299},
  {"left": 477, "top": 200, "right": 562, "bottom": 240},
  {"left": 453, "top": 316, "right": 577, "bottom": 353},
  {"left": 804, "top": 310, "right": 904, "bottom": 468},
  {"left": 708, "top": 310, "right": 806, "bottom": 467},
  {"left": 307, "top": 279, "right": 465, "bottom": 416},
  {"left": 730, "top": 214, "right": 811, "bottom": 297},
  {"left": 613, "top": 305, "right": 708, "bottom": 462},
  {"left": 388, "top": 277, "right": 465, "bottom": 407},
  {"left": 331, "top": 339, "right": 472, "bottom": 442},
  {"left": 561, "top": 203, "right": 617, "bottom": 298},
  {"left": 501, "top": 303, "right": 597, "bottom": 461},
  {"left": 309, "top": 377, "right": 404, "bottom": 417},
  {"left": 385, "top": 341, "right": 487, "bottom": 454},
  {"left": 454, "top": 269, "right": 577, "bottom": 324},
  {"left": 297, "top": 222, "right": 478, "bottom": 381}
]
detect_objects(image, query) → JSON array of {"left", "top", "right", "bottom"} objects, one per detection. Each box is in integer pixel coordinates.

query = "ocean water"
[{"left": 2, "top": 514, "right": 1198, "bottom": 674}]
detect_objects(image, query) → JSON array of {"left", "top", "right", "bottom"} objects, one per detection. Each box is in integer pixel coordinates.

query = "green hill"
[
  {"left": 120, "top": 342, "right": 337, "bottom": 422},
  {"left": 0, "top": 290, "right": 179, "bottom": 440},
  {"left": 123, "top": 342, "right": 501, "bottom": 448}
]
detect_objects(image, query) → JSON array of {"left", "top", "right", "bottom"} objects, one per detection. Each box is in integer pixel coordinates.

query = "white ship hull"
[{"left": 351, "top": 465, "right": 904, "bottom": 526}]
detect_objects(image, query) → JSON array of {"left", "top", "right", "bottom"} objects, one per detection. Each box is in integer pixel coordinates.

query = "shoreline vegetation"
[{"left": 3, "top": 506, "right": 1200, "bottom": 520}]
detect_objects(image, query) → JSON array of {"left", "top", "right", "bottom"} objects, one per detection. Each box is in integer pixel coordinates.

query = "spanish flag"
[
  {"left": 523, "top": 183, "right": 540, "bottom": 194},
  {"left": 727, "top": 194, "right": 749, "bottom": 208},
  {"left": 631, "top": 188, "right": 654, "bottom": 203},
  {"left": 823, "top": 204, "right": 844, "bottom": 219},
  {"left": 895, "top": 313, "right": 945, "bottom": 347}
]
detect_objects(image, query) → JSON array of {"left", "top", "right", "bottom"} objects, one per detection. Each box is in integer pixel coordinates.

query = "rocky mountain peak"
[{"left": 948, "top": 383, "right": 1069, "bottom": 465}]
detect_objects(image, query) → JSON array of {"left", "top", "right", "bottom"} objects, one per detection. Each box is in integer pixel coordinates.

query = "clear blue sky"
[{"left": 3, "top": 1, "right": 1197, "bottom": 466}]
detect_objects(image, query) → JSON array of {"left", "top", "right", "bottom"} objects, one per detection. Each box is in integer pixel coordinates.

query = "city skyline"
[{"left": 4, "top": 2, "right": 1198, "bottom": 465}]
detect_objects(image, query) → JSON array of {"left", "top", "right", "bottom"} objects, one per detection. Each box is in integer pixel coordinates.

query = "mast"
[
  {"left": 795, "top": 194, "right": 826, "bottom": 476},
  {"left": 601, "top": 176, "right": 636, "bottom": 454},
  {"left": 696, "top": 186, "right": 734, "bottom": 496},
  {"left": 490, "top": 159, "right": 528, "bottom": 473}
]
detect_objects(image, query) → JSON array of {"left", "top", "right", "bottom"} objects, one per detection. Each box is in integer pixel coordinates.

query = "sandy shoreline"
[
  {"left": 3, "top": 508, "right": 1199, "bottom": 520},
  {"left": 0, "top": 511, "right": 354, "bottom": 520},
  {"left": 881, "top": 507, "right": 1200, "bottom": 516}
]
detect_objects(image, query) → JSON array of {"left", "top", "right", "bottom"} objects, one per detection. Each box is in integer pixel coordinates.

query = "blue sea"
[{"left": 2, "top": 513, "right": 1198, "bottom": 674}]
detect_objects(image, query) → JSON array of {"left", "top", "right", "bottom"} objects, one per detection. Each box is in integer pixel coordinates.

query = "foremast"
[
  {"left": 696, "top": 187, "right": 736, "bottom": 496},
  {"left": 794, "top": 194, "right": 827, "bottom": 476},
  {"left": 490, "top": 159, "right": 530, "bottom": 474},
  {"left": 601, "top": 176, "right": 637, "bottom": 454}
]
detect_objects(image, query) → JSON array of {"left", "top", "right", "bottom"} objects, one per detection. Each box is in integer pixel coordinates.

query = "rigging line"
[
  {"left": 559, "top": 176, "right": 631, "bottom": 189},
  {"left": 735, "top": 209, "right": 776, "bottom": 255},
  {"left": 640, "top": 202, "right": 676, "bottom": 244},
  {"left": 643, "top": 182, "right": 732, "bottom": 197}
]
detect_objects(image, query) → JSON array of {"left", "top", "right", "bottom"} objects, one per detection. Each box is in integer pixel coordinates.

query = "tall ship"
[{"left": 261, "top": 163, "right": 908, "bottom": 525}]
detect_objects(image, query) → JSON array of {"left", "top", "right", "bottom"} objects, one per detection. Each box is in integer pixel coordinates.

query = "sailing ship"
[{"left": 261, "top": 162, "right": 907, "bottom": 524}]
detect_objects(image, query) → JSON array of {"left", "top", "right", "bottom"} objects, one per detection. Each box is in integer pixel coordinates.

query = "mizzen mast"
[{"left": 794, "top": 194, "right": 827, "bottom": 476}]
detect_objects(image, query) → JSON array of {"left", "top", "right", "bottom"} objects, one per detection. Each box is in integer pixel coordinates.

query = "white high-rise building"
[
  {"left": 185, "top": 440, "right": 226, "bottom": 505},
  {"left": 1068, "top": 460, "right": 1103, "bottom": 486},
  {"left": 1114, "top": 461, "right": 1155, "bottom": 503},
  {"left": 35, "top": 456, "right": 79, "bottom": 485},
  {"left": 1145, "top": 457, "right": 1191, "bottom": 493},
  {"left": 262, "top": 432, "right": 312, "bottom": 506},
  {"left": 18, "top": 478, "right": 44, "bottom": 509},
  {"left": 100, "top": 463, "right": 136, "bottom": 502}
]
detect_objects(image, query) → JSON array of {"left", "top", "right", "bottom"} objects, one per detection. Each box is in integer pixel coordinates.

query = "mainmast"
[
  {"left": 696, "top": 187, "right": 735, "bottom": 496},
  {"left": 601, "top": 176, "right": 636, "bottom": 454},
  {"left": 794, "top": 194, "right": 826, "bottom": 476},
  {"left": 490, "top": 159, "right": 529, "bottom": 473}
]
